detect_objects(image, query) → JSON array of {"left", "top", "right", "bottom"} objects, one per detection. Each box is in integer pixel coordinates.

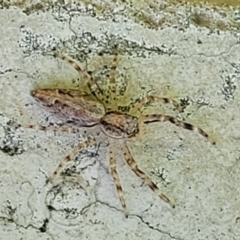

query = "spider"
[{"left": 19, "top": 45, "right": 215, "bottom": 216}]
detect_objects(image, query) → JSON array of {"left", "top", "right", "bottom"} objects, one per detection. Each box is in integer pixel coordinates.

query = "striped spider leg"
[
  {"left": 53, "top": 52, "right": 104, "bottom": 102},
  {"left": 129, "top": 95, "right": 183, "bottom": 115},
  {"left": 138, "top": 114, "right": 215, "bottom": 145},
  {"left": 118, "top": 114, "right": 215, "bottom": 215},
  {"left": 19, "top": 118, "right": 97, "bottom": 183},
  {"left": 109, "top": 44, "right": 118, "bottom": 107}
]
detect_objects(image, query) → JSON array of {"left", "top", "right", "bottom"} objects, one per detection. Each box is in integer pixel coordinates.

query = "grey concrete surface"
[{"left": 0, "top": 1, "right": 240, "bottom": 239}]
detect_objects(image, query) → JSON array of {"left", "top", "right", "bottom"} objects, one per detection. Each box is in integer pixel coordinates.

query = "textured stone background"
[{"left": 0, "top": 0, "right": 240, "bottom": 239}]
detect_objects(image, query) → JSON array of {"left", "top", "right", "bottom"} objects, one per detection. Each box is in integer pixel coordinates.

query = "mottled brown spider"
[{"left": 21, "top": 45, "right": 215, "bottom": 216}]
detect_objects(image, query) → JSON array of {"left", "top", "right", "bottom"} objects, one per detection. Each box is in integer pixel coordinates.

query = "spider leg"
[
  {"left": 139, "top": 114, "right": 215, "bottom": 144},
  {"left": 53, "top": 52, "right": 103, "bottom": 100},
  {"left": 13, "top": 122, "right": 98, "bottom": 182},
  {"left": 129, "top": 95, "right": 183, "bottom": 114},
  {"left": 47, "top": 138, "right": 96, "bottom": 183},
  {"left": 110, "top": 45, "right": 118, "bottom": 99},
  {"left": 122, "top": 142, "right": 175, "bottom": 208},
  {"left": 15, "top": 123, "right": 82, "bottom": 134},
  {"left": 109, "top": 144, "right": 128, "bottom": 216},
  {"left": 105, "top": 44, "right": 118, "bottom": 111}
]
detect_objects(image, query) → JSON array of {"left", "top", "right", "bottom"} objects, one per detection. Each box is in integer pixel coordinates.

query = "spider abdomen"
[
  {"left": 32, "top": 89, "right": 105, "bottom": 127},
  {"left": 100, "top": 111, "right": 139, "bottom": 139}
]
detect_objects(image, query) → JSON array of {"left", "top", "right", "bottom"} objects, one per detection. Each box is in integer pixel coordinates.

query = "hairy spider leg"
[
  {"left": 109, "top": 144, "right": 128, "bottom": 216},
  {"left": 18, "top": 123, "right": 82, "bottom": 134},
  {"left": 47, "top": 138, "right": 96, "bottom": 182},
  {"left": 122, "top": 142, "right": 175, "bottom": 208},
  {"left": 16, "top": 122, "right": 98, "bottom": 182},
  {"left": 109, "top": 45, "right": 118, "bottom": 106},
  {"left": 53, "top": 52, "right": 103, "bottom": 101},
  {"left": 139, "top": 114, "right": 216, "bottom": 144},
  {"left": 129, "top": 95, "right": 183, "bottom": 115}
]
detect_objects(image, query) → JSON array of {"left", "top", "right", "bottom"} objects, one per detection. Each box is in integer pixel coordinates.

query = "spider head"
[{"left": 100, "top": 112, "right": 139, "bottom": 139}]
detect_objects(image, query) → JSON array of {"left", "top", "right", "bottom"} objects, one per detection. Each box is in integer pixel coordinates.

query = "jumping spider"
[{"left": 20, "top": 45, "right": 215, "bottom": 216}]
